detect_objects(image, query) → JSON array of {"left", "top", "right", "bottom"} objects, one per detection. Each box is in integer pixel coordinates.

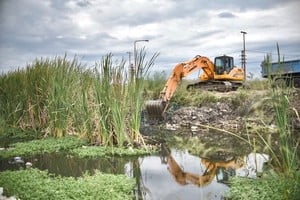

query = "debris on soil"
[{"left": 166, "top": 102, "right": 242, "bottom": 131}]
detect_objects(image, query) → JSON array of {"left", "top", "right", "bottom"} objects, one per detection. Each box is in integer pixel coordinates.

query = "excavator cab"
[{"left": 214, "top": 55, "right": 234, "bottom": 75}]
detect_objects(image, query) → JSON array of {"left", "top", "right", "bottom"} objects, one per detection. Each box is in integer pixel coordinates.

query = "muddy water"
[
  {"left": 0, "top": 147, "right": 269, "bottom": 200},
  {"left": 0, "top": 153, "right": 132, "bottom": 177}
]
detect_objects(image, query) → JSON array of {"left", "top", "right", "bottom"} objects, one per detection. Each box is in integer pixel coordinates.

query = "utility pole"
[
  {"left": 126, "top": 51, "right": 133, "bottom": 80},
  {"left": 241, "top": 31, "right": 247, "bottom": 81},
  {"left": 127, "top": 51, "right": 132, "bottom": 66}
]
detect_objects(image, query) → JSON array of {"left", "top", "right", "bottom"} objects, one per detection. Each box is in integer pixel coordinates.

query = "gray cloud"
[
  {"left": 0, "top": 0, "right": 299, "bottom": 79},
  {"left": 218, "top": 12, "right": 236, "bottom": 18}
]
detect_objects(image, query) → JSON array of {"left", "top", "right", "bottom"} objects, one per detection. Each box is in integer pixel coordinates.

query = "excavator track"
[
  {"left": 145, "top": 100, "right": 165, "bottom": 120},
  {"left": 187, "top": 81, "right": 243, "bottom": 92}
]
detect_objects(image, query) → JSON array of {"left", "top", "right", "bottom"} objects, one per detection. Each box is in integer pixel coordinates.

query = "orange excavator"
[
  {"left": 162, "top": 146, "right": 244, "bottom": 187},
  {"left": 162, "top": 146, "right": 245, "bottom": 187},
  {"left": 146, "top": 55, "right": 245, "bottom": 119}
]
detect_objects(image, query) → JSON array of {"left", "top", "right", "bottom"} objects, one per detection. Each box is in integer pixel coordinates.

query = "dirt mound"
[
  {"left": 166, "top": 102, "right": 241, "bottom": 130},
  {"left": 167, "top": 102, "right": 240, "bottom": 128}
]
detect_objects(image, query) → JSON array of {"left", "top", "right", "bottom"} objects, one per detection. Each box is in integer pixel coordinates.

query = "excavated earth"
[
  {"left": 166, "top": 102, "right": 242, "bottom": 130},
  {"left": 141, "top": 89, "right": 300, "bottom": 160}
]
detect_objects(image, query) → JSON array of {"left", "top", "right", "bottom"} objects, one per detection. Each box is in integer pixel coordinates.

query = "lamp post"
[
  {"left": 126, "top": 51, "right": 132, "bottom": 67},
  {"left": 134, "top": 39, "right": 149, "bottom": 69},
  {"left": 241, "top": 31, "right": 247, "bottom": 81},
  {"left": 126, "top": 51, "right": 133, "bottom": 80}
]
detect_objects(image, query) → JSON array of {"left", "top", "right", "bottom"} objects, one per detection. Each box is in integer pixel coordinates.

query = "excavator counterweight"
[{"left": 145, "top": 55, "right": 244, "bottom": 119}]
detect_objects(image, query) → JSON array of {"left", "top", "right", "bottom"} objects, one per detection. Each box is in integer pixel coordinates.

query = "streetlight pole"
[
  {"left": 241, "top": 31, "right": 247, "bottom": 81},
  {"left": 127, "top": 51, "right": 132, "bottom": 66},
  {"left": 134, "top": 39, "right": 149, "bottom": 71},
  {"left": 126, "top": 51, "right": 133, "bottom": 80}
]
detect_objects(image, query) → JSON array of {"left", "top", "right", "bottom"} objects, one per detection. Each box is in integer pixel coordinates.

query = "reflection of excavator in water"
[
  {"left": 146, "top": 55, "right": 245, "bottom": 119},
  {"left": 162, "top": 146, "right": 244, "bottom": 187}
]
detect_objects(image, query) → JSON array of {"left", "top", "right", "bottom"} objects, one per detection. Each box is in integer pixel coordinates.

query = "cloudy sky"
[{"left": 1, "top": 0, "right": 300, "bottom": 78}]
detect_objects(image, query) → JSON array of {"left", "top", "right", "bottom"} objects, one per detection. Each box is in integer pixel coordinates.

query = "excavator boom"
[
  {"left": 146, "top": 55, "right": 244, "bottom": 119},
  {"left": 146, "top": 55, "right": 214, "bottom": 119},
  {"left": 160, "top": 55, "right": 214, "bottom": 102}
]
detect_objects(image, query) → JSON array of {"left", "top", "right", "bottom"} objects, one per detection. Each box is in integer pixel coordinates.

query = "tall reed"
[
  {"left": 0, "top": 51, "right": 158, "bottom": 147},
  {"left": 92, "top": 54, "right": 130, "bottom": 146},
  {"left": 128, "top": 48, "right": 159, "bottom": 142}
]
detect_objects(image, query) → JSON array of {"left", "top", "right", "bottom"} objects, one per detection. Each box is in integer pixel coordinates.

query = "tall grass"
[
  {"left": 92, "top": 54, "right": 132, "bottom": 146},
  {"left": 260, "top": 50, "right": 299, "bottom": 174},
  {"left": 129, "top": 49, "right": 159, "bottom": 141},
  {"left": 0, "top": 51, "right": 158, "bottom": 147}
]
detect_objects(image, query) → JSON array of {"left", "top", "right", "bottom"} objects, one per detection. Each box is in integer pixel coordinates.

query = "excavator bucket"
[{"left": 145, "top": 100, "right": 165, "bottom": 120}]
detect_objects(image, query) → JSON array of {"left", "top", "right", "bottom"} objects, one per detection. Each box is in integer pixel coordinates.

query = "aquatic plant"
[
  {"left": 70, "top": 145, "right": 153, "bottom": 158},
  {"left": 0, "top": 136, "right": 87, "bottom": 159},
  {"left": 0, "top": 168, "right": 135, "bottom": 200},
  {"left": 0, "top": 134, "right": 155, "bottom": 159},
  {"left": 227, "top": 171, "right": 300, "bottom": 200}
]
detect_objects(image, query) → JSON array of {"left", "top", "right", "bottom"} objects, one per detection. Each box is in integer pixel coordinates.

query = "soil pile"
[{"left": 166, "top": 102, "right": 241, "bottom": 130}]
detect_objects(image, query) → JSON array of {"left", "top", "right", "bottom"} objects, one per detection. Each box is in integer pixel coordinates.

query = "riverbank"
[{"left": 142, "top": 88, "right": 300, "bottom": 158}]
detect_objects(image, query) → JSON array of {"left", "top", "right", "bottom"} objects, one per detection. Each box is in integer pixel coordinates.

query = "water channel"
[{"left": 0, "top": 143, "right": 269, "bottom": 200}]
